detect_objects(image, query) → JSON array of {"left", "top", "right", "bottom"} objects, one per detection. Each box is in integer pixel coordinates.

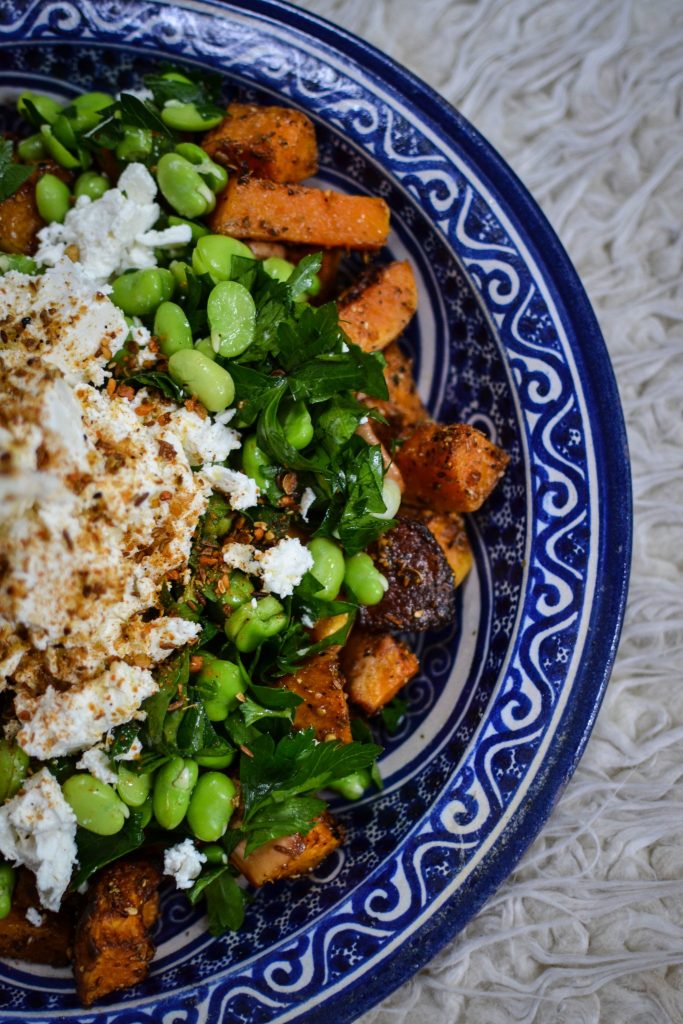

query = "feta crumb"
[
  {"left": 170, "top": 407, "right": 242, "bottom": 466},
  {"left": 223, "top": 543, "right": 260, "bottom": 576},
  {"left": 163, "top": 838, "right": 207, "bottom": 890},
  {"left": 114, "top": 737, "right": 143, "bottom": 762},
  {"left": 76, "top": 747, "right": 117, "bottom": 785},
  {"left": 202, "top": 465, "right": 259, "bottom": 510},
  {"left": 260, "top": 537, "right": 314, "bottom": 598},
  {"left": 299, "top": 487, "right": 316, "bottom": 522},
  {"left": 0, "top": 769, "right": 78, "bottom": 912},
  {"left": 15, "top": 661, "right": 158, "bottom": 759},
  {"left": 26, "top": 907, "right": 44, "bottom": 927}
]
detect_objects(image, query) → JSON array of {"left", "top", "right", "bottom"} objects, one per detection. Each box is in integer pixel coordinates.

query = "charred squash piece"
[
  {"left": 280, "top": 650, "right": 352, "bottom": 743},
  {"left": 340, "top": 629, "right": 419, "bottom": 715},
  {"left": 0, "top": 868, "right": 76, "bottom": 966},
  {"left": 395, "top": 422, "right": 509, "bottom": 513},
  {"left": 337, "top": 261, "right": 418, "bottom": 353},
  {"left": 208, "top": 177, "right": 390, "bottom": 250},
  {"left": 0, "top": 160, "right": 70, "bottom": 255},
  {"left": 363, "top": 341, "right": 430, "bottom": 440},
  {"left": 202, "top": 102, "right": 318, "bottom": 182},
  {"left": 359, "top": 517, "right": 456, "bottom": 633},
  {"left": 231, "top": 813, "right": 342, "bottom": 886},
  {"left": 73, "top": 858, "right": 161, "bottom": 1007},
  {"left": 407, "top": 507, "right": 473, "bottom": 587}
]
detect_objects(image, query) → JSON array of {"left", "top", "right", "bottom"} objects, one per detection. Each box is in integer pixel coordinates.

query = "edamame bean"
[
  {"left": 0, "top": 253, "right": 39, "bottom": 275},
  {"left": 195, "top": 656, "right": 244, "bottom": 721},
  {"left": 168, "top": 349, "right": 235, "bottom": 412},
  {"left": 111, "top": 267, "right": 175, "bottom": 317},
  {"left": 154, "top": 301, "right": 193, "bottom": 357},
  {"left": 116, "top": 126, "right": 153, "bottom": 162},
  {"left": 174, "top": 142, "right": 228, "bottom": 193},
  {"left": 62, "top": 774, "right": 130, "bottom": 836},
  {"left": 372, "top": 476, "right": 402, "bottom": 521},
  {"left": 116, "top": 765, "right": 152, "bottom": 808},
  {"left": 262, "top": 256, "right": 295, "bottom": 283},
  {"left": 202, "top": 843, "right": 228, "bottom": 865},
  {"left": 194, "top": 337, "right": 216, "bottom": 360},
  {"left": 169, "top": 259, "right": 191, "bottom": 290},
  {"left": 18, "top": 91, "right": 61, "bottom": 125},
  {"left": 35, "top": 173, "right": 71, "bottom": 224},
  {"left": 0, "top": 740, "right": 29, "bottom": 802},
  {"left": 137, "top": 794, "right": 154, "bottom": 828},
  {"left": 282, "top": 399, "right": 314, "bottom": 450},
  {"left": 152, "top": 757, "right": 198, "bottom": 830},
  {"left": 161, "top": 101, "right": 223, "bottom": 132},
  {"left": 186, "top": 772, "right": 237, "bottom": 842},
  {"left": 192, "top": 234, "right": 254, "bottom": 283},
  {"left": 308, "top": 537, "right": 345, "bottom": 601},
  {"left": 328, "top": 769, "right": 370, "bottom": 801},
  {"left": 0, "top": 863, "right": 16, "bottom": 921},
  {"left": 73, "top": 91, "right": 113, "bottom": 113},
  {"left": 343, "top": 553, "right": 389, "bottom": 606},
  {"left": 74, "top": 171, "right": 109, "bottom": 201},
  {"left": 207, "top": 280, "right": 256, "bottom": 357},
  {"left": 217, "top": 570, "right": 254, "bottom": 611},
  {"left": 168, "top": 215, "right": 209, "bottom": 242},
  {"left": 225, "top": 595, "right": 287, "bottom": 652},
  {"left": 157, "top": 153, "right": 216, "bottom": 220},
  {"left": 39, "top": 124, "right": 81, "bottom": 169},
  {"left": 195, "top": 750, "right": 236, "bottom": 769},
  {"left": 161, "top": 71, "right": 193, "bottom": 84},
  {"left": 17, "top": 133, "right": 46, "bottom": 162},
  {"left": 241, "top": 435, "right": 271, "bottom": 490}
]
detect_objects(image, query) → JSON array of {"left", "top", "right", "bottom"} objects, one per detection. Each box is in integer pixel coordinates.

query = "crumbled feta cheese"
[
  {"left": 0, "top": 769, "right": 78, "bottom": 912},
  {"left": 76, "top": 747, "right": 118, "bottom": 785},
  {"left": 163, "top": 839, "right": 207, "bottom": 890},
  {"left": 202, "top": 465, "right": 259, "bottom": 510},
  {"left": 223, "top": 543, "right": 260, "bottom": 576},
  {"left": 113, "top": 736, "right": 143, "bottom": 762},
  {"left": 260, "top": 538, "right": 314, "bottom": 598},
  {"left": 170, "top": 407, "right": 242, "bottom": 466},
  {"left": 34, "top": 163, "right": 191, "bottom": 284},
  {"left": 25, "top": 907, "right": 44, "bottom": 928},
  {"left": 299, "top": 487, "right": 316, "bottom": 522},
  {"left": 115, "top": 616, "right": 202, "bottom": 664},
  {"left": 15, "top": 662, "right": 158, "bottom": 759}
]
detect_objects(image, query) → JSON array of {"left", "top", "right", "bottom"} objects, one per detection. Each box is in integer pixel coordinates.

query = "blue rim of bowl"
[{"left": 0, "top": 1, "right": 632, "bottom": 1020}]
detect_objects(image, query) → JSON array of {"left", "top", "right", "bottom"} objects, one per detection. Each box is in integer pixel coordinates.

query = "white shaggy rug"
[{"left": 291, "top": 1, "right": 683, "bottom": 1021}]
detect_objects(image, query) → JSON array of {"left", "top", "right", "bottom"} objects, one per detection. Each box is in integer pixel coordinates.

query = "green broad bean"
[
  {"left": 18, "top": 92, "right": 61, "bottom": 125},
  {"left": 156, "top": 153, "right": 216, "bottom": 220},
  {"left": 241, "top": 435, "right": 271, "bottom": 490},
  {"left": 154, "top": 301, "right": 193, "bottom": 357},
  {"left": 195, "top": 656, "right": 244, "bottom": 721},
  {"left": 217, "top": 570, "right": 254, "bottom": 611},
  {"left": 262, "top": 256, "right": 295, "bottom": 283},
  {"left": 62, "top": 774, "right": 130, "bottom": 836},
  {"left": 110, "top": 268, "right": 175, "bottom": 317},
  {"left": 152, "top": 757, "right": 199, "bottom": 830},
  {"left": 17, "top": 133, "right": 46, "bottom": 162},
  {"left": 194, "top": 337, "right": 216, "bottom": 360},
  {"left": 168, "top": 349, "right": 235, "bottom": 412},
  {"left": 186, "top": 772, "right": 237, "bottom": 842},
  {"left": 225, "top": 595, "right": 287, "bottom": 653},
  {"left": 0, "top": 740, "right": 29, "bottom": 802},
  {"left": 372, "top": 476, "right": 402, "bottom": 521},
  {"left": 0, "top": 863, "right": 16, "bottom": 921},
  {"left": 39, "top": 124, "right": 81, "bottom": 169},
  {"left": 192, "top": 234, "right": 254, "bottom": 283},
  {"left": 73, "top": 91, "right": 113, "bottom": 113},
  {"left": 174, "top": 142, "right": 228, "bottom": 193},
  {"left": 343, "top": 552, "right": 389, "bottom": 606},
  {"left": 168, "top": 215, "right": 210, "bottom": 242},
  {"left": 328, "top": 768, "right": 370, "bottom": 801},
  {"left": 207, "top": 280, "right": 256, "bottom": 358},
  {"left": 0, "top": 253, "right": 39, "bottom": 275},
  {"left": 281, "top": 399, "right": 314, "bottom": 450},
  {"left": 161, "top": 101, "right": 223, "bottom": 132},
  {"left": 202, "top": 843, "right": 228, "bottom": 865},
  {"left": 201, "top": 492, "right": 233, "bottom": 540},
  {"left": 116, "top": 765, "right": 152, "bottom": 808},
  {"left": 137, "top": 794, "right": 154, "bottom": 828},
  {"left": 169, "top": 259, "right": 191, "bottom": 290},
  {"left": 195, "top": 750, "right": 236, "bottom": 769},
  {"left": 116, "top": 126, "right": 153, "bottom": 162},
  {"left": 308, "top": 537, "right": 345, "bottom": 601},
  {"left": 35, "top": 173, "right": 71, "bottom": 224},
  {"left": 74, "top": 171, "right": 109, "bottom": 201}
]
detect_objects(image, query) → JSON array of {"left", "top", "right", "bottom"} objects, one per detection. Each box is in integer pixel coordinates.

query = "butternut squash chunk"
[
  {"left": 337, "top": 260, "right": 418, "bottom": 352},
  {"left": 407, "top": 507, "right": 473, "bottom": 587},
  {"left": 341, "top": 629, "right": 419, "bottom": 716},
  {"left": 0, "top": 159, "right": 70, "bottom": 255},
  {"left": 363, "top": 340, "right": 430, "bottom": 438},
  {"left": 0, "top": 868, "right": 75, "bottom": 966},
  {"left": 280, "top": 650, "right": 352, "bottom": 743},
  {"left": 208, "top": 177, "right": 390, "bottom": 250},
  {"left": 231, "top": 813, "right": 342, "bottom": 886},
  {"left": 202, "top": 102, "right": 318, "bottom": 182},
  {"left": 73, "top": 858, "right": 161, "bottom": 1007},
  {"left": 395, "top": 422, "right": 509, "bottom": 513}
]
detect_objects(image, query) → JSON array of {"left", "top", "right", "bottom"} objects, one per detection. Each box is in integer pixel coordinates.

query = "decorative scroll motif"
[{"left": 0, "top": 3, "right": 593, "bottom": 1021}]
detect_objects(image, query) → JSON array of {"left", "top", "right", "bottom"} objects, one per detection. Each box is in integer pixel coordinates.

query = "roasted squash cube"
[
  {"left": 202, "top": 102, "right": 318, "bottom": 182},
  {"left": 280, "top": 650, "right": 352, "bottom": 743},
  {"left": 341, "top": 629, "right": 419, "bottom": 715},
  {"left": 231, "top": 813, "right": 342, "bottom": 886}
]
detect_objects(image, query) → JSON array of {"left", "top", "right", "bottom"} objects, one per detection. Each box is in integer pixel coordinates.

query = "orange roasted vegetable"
[
  {"left": 202, "top": 102, "right": 318, "bottom": 182},
  {"left": 231, "top": 813, "right": 342, "bottom": 886},
  {"left": 408, "top": 508, "right": 473, "bottom": 587},
  {"left": 341, "top": 629, "right": 419, "bottom": 716},
  {"left": 280, "top": 650, "right": 353, "bottom": 743},
  {"left": 0, "top": 869, "right": 76, "bottom": 966},
  {"left": 209, "top": 177, "right": 390, "bottom": 250},
  {"left": 363, "top": 340, "right": 430, "bottom": 440},
  {"left": 0, "top": 159, "right": 70, "bottom": 255},
  {"left": 337, "top": 261, "right": 418, "bottom": 353}
]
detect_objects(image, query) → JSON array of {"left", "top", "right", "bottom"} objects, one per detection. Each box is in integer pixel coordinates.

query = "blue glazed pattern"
[{"left": 0, "top": 2, "right": 631, "bottom": 1022}]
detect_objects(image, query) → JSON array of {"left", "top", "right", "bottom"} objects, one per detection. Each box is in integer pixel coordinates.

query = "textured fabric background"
[{"left": 289, "top": 1, "right": 683, "bottom": 1021}]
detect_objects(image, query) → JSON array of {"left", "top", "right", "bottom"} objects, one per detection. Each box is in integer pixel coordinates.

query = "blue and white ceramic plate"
[{"left": 0, "top": 1, "right": 632, "bottom": 1021}]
